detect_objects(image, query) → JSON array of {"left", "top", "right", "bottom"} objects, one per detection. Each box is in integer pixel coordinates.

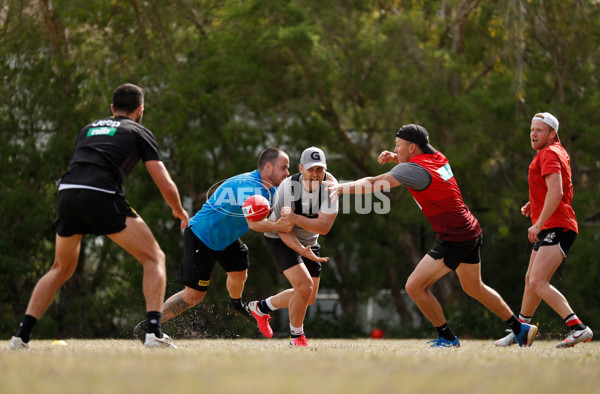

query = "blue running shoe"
[
  {"left": 427, "top": 337, "right": 460, "bottom": 348},
  {"left": 515, "top": 323, "right": 538, "bottom": 347}
]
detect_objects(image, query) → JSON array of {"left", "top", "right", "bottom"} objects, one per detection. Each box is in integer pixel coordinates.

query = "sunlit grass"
[{"left": 1, "top": 339, "right": 599, "bottom": 394}]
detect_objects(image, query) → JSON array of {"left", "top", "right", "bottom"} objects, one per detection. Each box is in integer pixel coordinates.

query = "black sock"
[
  {"left": 506, "top": 315, "right": 523, "bottom": 335},
  {"left": 146, "top": 311, "right": 163, "bottom": 338},
  {"left": 435, "top": 323, "right": 455, "bottom": 341},
  {"left": 229, "top": 297, "right": 244, "bottom": 307},
  {"left": 257, "top": 300, "right": 273, "bottom": 315},
  {"left": 15, "top": 314, "right": 38, "bottom": 343}
]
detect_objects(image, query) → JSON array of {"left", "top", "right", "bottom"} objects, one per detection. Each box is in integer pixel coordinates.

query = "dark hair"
[
  {"left": 112, "top": 83, "right": 144, "bottom": 113},
  {"left": 258, "top": 147, "right": 284, "bottom": 170}
]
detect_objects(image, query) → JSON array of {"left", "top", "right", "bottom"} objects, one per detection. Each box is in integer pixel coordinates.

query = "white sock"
[
  {"left": 518, "top": 313, "right": 532, "bottom": 323},
  {"left": 290, "top": 324, "right": 304, "bottom": 337},
  {"left": 266, "top": 297, "right": 279, "bottom": 311}
]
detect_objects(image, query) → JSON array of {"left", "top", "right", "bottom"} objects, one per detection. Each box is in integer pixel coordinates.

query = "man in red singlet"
[
  {"left": 327, "top": 124, "right": 537, "bottom": 347},
  {"left": 495, "top": 112, "right": 593, "bottom": 348}
]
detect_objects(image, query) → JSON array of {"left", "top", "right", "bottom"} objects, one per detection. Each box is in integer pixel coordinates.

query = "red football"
[{"left": 242, "top": 195, "right": 271, "bottom": 222}]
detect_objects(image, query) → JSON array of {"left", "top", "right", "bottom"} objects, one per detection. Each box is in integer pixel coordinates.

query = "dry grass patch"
[{"left": 1, "top": 339, "right": 599, "bottom": 394}]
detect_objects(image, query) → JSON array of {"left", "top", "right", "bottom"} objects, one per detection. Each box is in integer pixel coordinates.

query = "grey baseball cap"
[{"left": 300, "top": 146, "right": 327, "bottom": 169}]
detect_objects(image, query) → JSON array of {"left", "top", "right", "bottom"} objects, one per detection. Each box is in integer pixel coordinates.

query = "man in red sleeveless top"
[
  {"left": 327, "top": 124, "right": 537, "bottom": 347},
  {"left": 495, "top": 112, "right": 593, "bottom": 348}
]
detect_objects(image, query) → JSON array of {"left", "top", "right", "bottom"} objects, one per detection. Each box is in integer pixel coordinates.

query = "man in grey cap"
[
  {"left": 495, "top": 112, "right": 593, "bottom": 348},
  {"left": 327, "top": 124, "right": 538, "bottom": 348},
  {"left": 248, "top": 147, "right": 339, "bottom": 347}
]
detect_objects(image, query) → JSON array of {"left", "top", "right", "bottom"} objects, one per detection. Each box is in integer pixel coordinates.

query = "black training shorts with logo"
[
  {"left": 177, "top": 226, "right": 250, "bottom": 291},
  {"left": 264, "top": 236, "right": 322, "bottom": 278},
  {"left": 52, "top": 189, "right": 138, "bottom": 236},
  {"left": 533, "top": 227, "right": 577, "bottom": 257}
]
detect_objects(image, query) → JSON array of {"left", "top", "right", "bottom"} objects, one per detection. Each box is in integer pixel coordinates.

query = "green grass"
[{"left": 1, "top": 339, "right": 599, "bottom": 394}]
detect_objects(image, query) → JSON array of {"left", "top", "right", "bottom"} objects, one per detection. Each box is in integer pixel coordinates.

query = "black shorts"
[
  {"left": 264, "top": 236, "right": 322, "bottom": 278},
  {"left": 427, "top": 234, "right": 483, "bottom": 271},
  {"left": 533, "top": 227, "right": 577, "bottom": 256},
  {"left": 52, "top": 189, "right": 138, "bottom": 237},
  {"left": 177, "top": 226, "right": 250, "bottom": 291}
]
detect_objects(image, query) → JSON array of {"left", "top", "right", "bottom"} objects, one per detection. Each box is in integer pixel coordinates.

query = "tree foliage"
[{"left": 1, "top": 0, "right": 599, "bottom": 339}]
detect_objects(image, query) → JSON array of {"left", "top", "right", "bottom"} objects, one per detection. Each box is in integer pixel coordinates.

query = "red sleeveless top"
[{"left": 408, "top": 152, "right": 482, "bottom": 242}]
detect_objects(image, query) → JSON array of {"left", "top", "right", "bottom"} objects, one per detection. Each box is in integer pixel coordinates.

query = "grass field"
[{"left": 1, "top": 339, "right": 599, "bottom": 394}]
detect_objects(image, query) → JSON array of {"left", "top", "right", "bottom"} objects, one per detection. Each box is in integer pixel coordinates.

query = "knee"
[
  {"left": 155, "top": 249, "right": 166, "bottom": 267},
  {"left": 295, "top": 280, "right": 313, "bottom": 301},
  {"left": 405, "top": 277, "right": 421, "bottom": 299},
  {"left": 527, "top": 276, "right": 546, "bottom": 294},
  {"left": 143, "top": 249, "right": 166, "bottom": 271},
  {"left": 461, "top": 282, "right": 483, "bottom": 298},
  {"left": 228, "top": 270, "right": 248, "bottom": 283},
  {"left": 49, "top": 259, "right": 78, "bottom": 283}
]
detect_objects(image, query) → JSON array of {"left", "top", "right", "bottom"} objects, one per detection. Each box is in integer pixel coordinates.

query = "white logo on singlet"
[
  {"left": 437, "top": 163, "right": 454, "bottom": 181},
  {"left": 91, "top": 119, "right": 121, "bottom": 128}
]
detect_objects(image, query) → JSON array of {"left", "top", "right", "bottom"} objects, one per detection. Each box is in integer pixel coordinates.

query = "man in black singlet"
[{"left": 9, "top": 83, "right": 189, "bottom": 349}]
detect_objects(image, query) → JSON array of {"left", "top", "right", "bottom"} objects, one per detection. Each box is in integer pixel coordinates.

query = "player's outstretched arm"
[
  {"left": 325, "top": 173, "right": 400, "bottom": 202},
  {"left": 145, "top": 160, "right": 189, "bottom": 229}
]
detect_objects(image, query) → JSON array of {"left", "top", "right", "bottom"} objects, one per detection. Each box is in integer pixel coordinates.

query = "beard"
[{"left": 267, "top": 171, "right": 280, "bottom": 188}]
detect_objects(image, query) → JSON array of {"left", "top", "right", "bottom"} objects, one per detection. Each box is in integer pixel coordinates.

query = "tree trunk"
[{"left": 39, "top": 0, "right": 70, "bottom": 60}]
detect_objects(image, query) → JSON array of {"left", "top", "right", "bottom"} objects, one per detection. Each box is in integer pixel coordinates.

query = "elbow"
[
  {"left": 318, "top": 224, "right": 334, "bottom": 235},
  {"left": 159, "top": 179, "right": 177, "bottom": 195},
  {"left": 552, "top": 190, "right": 564, "bottom": 202}
]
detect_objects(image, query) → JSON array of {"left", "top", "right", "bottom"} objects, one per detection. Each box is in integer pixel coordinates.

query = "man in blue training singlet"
[{"left": 133, "top": 147, "right": 293, "bottom": 341}]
